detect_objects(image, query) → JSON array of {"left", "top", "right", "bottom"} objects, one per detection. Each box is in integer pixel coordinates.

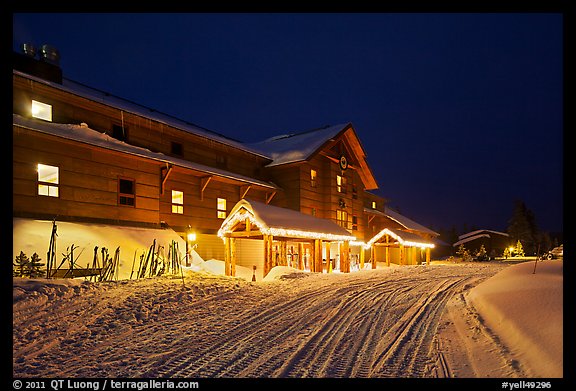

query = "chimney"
[{"left": 13, "top": 43, "right": 63, "bottom": 84}]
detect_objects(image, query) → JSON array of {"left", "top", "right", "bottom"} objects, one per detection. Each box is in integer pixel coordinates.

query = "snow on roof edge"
[
  {"left": 13, "top": 114, "right": 278, "bottom": 190},
  {"left": 14, "top": 69, "right": 270, "bottom": 160}
]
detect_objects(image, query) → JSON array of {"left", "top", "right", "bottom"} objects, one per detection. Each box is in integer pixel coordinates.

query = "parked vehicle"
[{"left": 542, "top": 245, "right": 563, "bottom": 260}]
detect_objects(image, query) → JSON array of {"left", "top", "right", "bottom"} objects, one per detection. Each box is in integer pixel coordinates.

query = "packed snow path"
[{"left": 13, "top": 263, "right": 506, "bottom": 378}]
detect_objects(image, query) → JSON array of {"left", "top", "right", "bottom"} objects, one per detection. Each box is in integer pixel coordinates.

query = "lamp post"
[{"left": 185, "top": 225, "right": 196, "bottom": 267}]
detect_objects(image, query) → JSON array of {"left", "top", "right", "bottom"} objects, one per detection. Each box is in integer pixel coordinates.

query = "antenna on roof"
[{"left": 39, "top": 44, "right": 60, "bottom": 66}]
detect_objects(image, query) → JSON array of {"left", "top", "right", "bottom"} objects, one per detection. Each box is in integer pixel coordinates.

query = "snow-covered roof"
[
  {"left": 14, "top": 70, "right": 269, "bottom": 159},
  {"left": 458, "top": 229, "right": 509, "bottom": 240},
  {"left": 13, "top": 114, "right": 278, "bottom": 190},
  {"left": 247, "top": 123, "right": 350, "bottom": 167},
  {"left": 364, "top": 207, "right": 439, "bottom": 236},
  {"left": 452, "top": 234, "right": 491, "bottom": 247},
  {"left": 366, "top": 227, "right": 435, "bottom": 249},
  {"left": 218, "top": 199, "right": 356, "bottom": 241}
]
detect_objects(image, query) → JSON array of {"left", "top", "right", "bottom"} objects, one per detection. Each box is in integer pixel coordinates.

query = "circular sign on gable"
[{"left": 339, "top": 155, "right": 348, "bottom": 171}]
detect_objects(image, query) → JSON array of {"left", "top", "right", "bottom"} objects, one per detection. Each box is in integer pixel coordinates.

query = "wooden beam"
[
  {"left": 263, "top": 235, "right": 273, "bottom": 277},
  {"left": 280, "top": 241, "right": 287, "bottom": 266},
  {"left": 371, "top": 246, "right": 376, "bottom": 269},
  {"left": 240, "top": 184, "right": 251, "bottom": 199},
  {"left": 200, "top": 176, "right": 213, "bottom": 201},
  {"left": 400, "top": 244, "right": 404, "bottom": 266},
  {"left": 359, "top": 247, "right": 365, "bottom": 270},
  {"left": 160, "top": 163, "right": 173, "bottom": 195},
  {"left": 426, "top": 248, "right": 431, "bottom": 265},
  {"left": 266, "top": 191, "right": 277, "bottom": 204}
]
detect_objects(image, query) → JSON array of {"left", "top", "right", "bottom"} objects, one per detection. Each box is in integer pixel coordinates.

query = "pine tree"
[
  {"left": 477, "top": 244, "right": 487, "bottom": 259},
  {"left": 13, "top": 251, "right": 29, "bottom": 277},
  {"left": 507, "top": 200, "right": 538, "bottom": 255},
  {"left": 503, "top": 247, "right": 510, "bottom": 259},
  {"left": 456, "top": 244, "right": 470, "bottom": 261},
  {"left": 27, "top": 253, "right": 45, "bottom": 278},
  {"left": 515, "top": 240, "right": 525, "bottom": 257}
]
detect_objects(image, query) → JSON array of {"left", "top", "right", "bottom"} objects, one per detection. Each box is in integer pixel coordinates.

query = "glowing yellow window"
[
  {"left": 217, "top": 198, "right": 227, "bottom": 219},
  {"left": 31, "top": 100, "right": 52, "bottom": 122},
  {"left": 172, "top": 190, "right": 184, "bottom": 214},
  {"left": 337, "top": 175, "right": 347, "bottom": 193},
  {"left": 37, "top": 164, "right": 59, "bottom": 197},
  {"left": 310, "top": 169, "right": 317, "bottom": 188},
  {"left": 371, "top": 201, "right": 377, "bottom": 209}
]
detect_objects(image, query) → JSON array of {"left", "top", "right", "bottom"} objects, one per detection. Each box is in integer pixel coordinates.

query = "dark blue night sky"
[{"left": 12, "top": 13, "right": 564, "bottom": 234}]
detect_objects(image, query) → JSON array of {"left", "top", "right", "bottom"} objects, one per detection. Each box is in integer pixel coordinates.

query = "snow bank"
[
  {"left": 468, "top": 260, "right": 563, "bottom": 377},
  {"left": 185, "top": 259, "right": 256, "bottom": 282},
  {"left": 262, "top": 266, "right": 308, "bottom": 281},
  {"left": 12, "top": 218, "right": 190, "bottom": 280}
]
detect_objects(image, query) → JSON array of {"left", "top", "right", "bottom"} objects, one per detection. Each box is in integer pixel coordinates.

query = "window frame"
[
  {"left": 217, "top": 197, "right": 227, "bottom": 219},
  {"left": 336, "top": 174, "right": 347, "bottom": 194},
  {"left": 118, "top": 176, "right": 136, "bottom": 207},
  {"left": 31, "top": 100, "right": 53, "bottom": 122},
  {"left": 37, "top": 163, "right": 59, "bottom": 197},
  {"left": 171, "top": 190, "right": 184, "bottom": 214}
]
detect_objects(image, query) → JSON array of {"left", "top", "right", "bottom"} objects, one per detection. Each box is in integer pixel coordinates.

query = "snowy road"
[{"left": 13, "top": 263, "right": 506, "bottom": 378}]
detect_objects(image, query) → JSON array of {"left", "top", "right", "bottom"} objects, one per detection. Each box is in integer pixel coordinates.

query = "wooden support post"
[
  {"left": 313, "top": 239, "right": 323, "bottom": 273},
  {"left": 385, "top": 235, "right": 390, "bottom": 267},
  {"left": 340, "top": 241, "right": 350, "bottom": 273},
  {"left": 359, "top": 247, "right": 365, "bottom": 270},
  {"left": 224, "top": 237, "right": 231, "bottom": 276},
  {"left": 230, "top": 238, "right": 236, "bottom": 277},
  {"left": 280, "top": 241, "right": 287, "bottom": 266},
  {"left": 411, "top": 246, "right": 417, "bottom": 265},
  {"left": 426, "top": 247, "right": 431, "bottom": 265},
  {"left": 263, "top": 235, "right": 273, "bottom": 277},
  {"left": 298, "top": 242, "right": 304, "bottom": 270},
  {"left": 371, "top": 246, "right": 376, "bottom": 269},
  {"left": 400, "top": 244, "right": 405, "bottom": 266},
  {"left": 326, "top": 242, "right": 331, "bottom": 273}
]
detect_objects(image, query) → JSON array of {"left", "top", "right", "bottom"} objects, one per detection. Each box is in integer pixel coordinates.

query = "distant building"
[
  {"left": 452, "top": 230, "right": 511, "bottom": 258},
  {"left": 13, "top": 47, "right": 439, "bottom": 279}
]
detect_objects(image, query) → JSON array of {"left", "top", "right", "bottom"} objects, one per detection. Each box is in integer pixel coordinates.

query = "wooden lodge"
[{"left": 12, "top": 48, "right": 439, "bottom": 279}]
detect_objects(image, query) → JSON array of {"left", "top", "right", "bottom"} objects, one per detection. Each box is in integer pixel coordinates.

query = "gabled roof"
[
  {"left": 218, "top": 199, "right": 356, "bottom": 241},
  {"left": 364, "top": 207, "right": 439, "bottom": 236},
  {"left": 458, "top": 229, "right": 509, "bottom": 240},
  {"left": 13, "top": 114, "right": 278, "bottom": 190},
  {"left": 366, "top": 227, "right": 435, "bottom": 249},
  {"left": 248, "top": 123, "right": 378, "bottom": 190},
  {"left": 248, "top": 123, "right": 350, "bottom": 166},
  {"left": 452, "top": 234, "right": 491, "bottom": 247}
]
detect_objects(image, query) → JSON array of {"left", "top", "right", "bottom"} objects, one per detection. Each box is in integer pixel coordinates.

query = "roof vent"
[
  {"left": 40, "top": 44, "right": 60, "bottom": 66},
  {"left": 21, "top": 43, "right": 37, "bottom": 58}
]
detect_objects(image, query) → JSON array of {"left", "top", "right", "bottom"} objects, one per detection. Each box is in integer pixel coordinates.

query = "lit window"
[
  {"left": 352, "top": 215, "right": 358, "bottom": 231},
  {"left": 118, "top": 177, "right": 135, "bottom": 206},
  {"left": 371, "top": 201, "right": 377, "bottom": 209},
  {"left": 217, "top": 197, "right": 227, "bottom": 219},
  {"left": 37, "top": 164, "right": 58, "bottom": 197},
  {"left": 31, "top": 100, "right": 52, "bottom": 121},
  {"left": 172, "top": 190, "right": 184, "bottom": 214},
  {"left": 337, "top": 175, "right": 347, "bottom": 193},
  {"left": 337, "top": 210, "right": 348, "bottom": 229},
  {"left": 310, "top": 169, "right": 317, "bottom": 188}
]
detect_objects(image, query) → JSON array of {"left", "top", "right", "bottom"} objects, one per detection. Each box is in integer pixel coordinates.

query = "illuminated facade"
[{"left": 12, "top": 49, "right": 438, "bottom": 278}]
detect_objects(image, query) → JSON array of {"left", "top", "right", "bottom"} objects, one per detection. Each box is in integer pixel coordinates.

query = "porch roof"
[
  {"left": 218, "top": 199, "right": 356, "bottom": 242},
  {"left": 366, "top": 227, "right": 435, "bottom": 249}
]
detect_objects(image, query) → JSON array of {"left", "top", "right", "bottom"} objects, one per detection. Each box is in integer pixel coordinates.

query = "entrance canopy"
[
  {"left": 218, "top": 199, "right": 356, "bottom": 242},
  {"left": 366, "top": 227, "right": 435, "bottom": 249}
]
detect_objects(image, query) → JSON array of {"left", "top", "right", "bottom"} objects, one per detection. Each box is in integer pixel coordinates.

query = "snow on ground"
[
  {"left": 437, "top": 260, "right": 563, "bottom": 378},
  {"left": 12, "top": 260, "right": 562, "bottom": 379}
]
